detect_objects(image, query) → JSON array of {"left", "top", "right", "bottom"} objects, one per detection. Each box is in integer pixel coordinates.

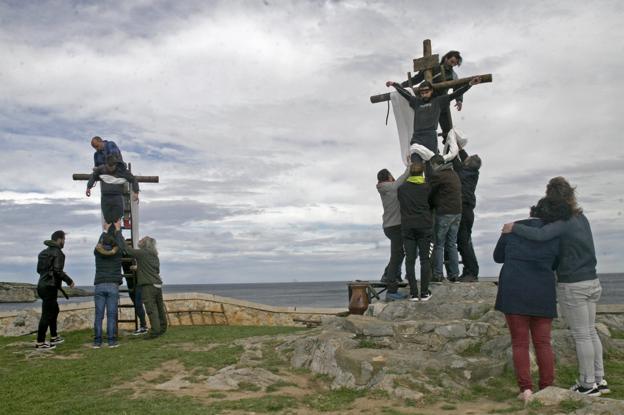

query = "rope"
[{"left": 385, "top": 100, "right": 390, "bottom": 125}]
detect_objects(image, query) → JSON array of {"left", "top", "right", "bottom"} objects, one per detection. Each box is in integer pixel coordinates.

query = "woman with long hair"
[
  {"left": 502, "top": 177, "right": 608, "bottom": 396},
  {"left": 494, "top": 198, "right": 563, "bottom": 401}
]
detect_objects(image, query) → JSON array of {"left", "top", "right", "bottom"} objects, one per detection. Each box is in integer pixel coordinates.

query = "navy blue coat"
[{"left": 494, "top": 218, "right": 559, "bottom": 318}]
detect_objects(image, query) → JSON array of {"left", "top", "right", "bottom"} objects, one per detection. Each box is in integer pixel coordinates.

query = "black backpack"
[{"left": 36, "top": 249, "right": 55, "bottom": 276}]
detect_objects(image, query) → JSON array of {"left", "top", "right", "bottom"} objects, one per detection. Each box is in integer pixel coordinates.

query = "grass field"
[{"left": 0, "top": 326, "right": 622, "bottom": 414}]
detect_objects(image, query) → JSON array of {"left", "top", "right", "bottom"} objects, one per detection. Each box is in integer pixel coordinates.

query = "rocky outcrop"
[
  {"left": 286, "top": 282, "right": 624, "bottom": 406},
  {"left": 0, "top": 282, "right": 92, "bottom": 303},
  {"left": 532, "top": 386, "right": 624, "bottom": 413}
]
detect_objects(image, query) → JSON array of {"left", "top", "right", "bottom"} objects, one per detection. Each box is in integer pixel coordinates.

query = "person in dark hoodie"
[
  {"left": 86, "top": 154, "right": 139, "bottom": 225},
  {"left": 35, "top": 230, "right": 75, "bottom": 349},
  {"left": 451, "top": 144, "right": 482, "bottom": 282},
  {"left": 397, "top": 161, "right": 433, "bottom": 301},
  {"left": 385, "top": 76, "right": 481, "bottom": 163},
  {"left": 92, "top": 224, "right": 125, "bottom": 348},
  {"left": 494, "top": 198, "right": 563, "bottom": 402},
  {"left": 91, "top": 136, "right": 125, "bottom": 172},
  {"left": 401, "top": 50, "right": 465, "bottom": 139},
  {"left": 503, "top": 177, "right": 609, "bottom": 396},
  {"left": 376, "top": 165, "right": 410, "bottom": 300},
  {"left": 428, "top": 157, "right": 462, "bottom": 283},
  {"left": 123, "top": 233, "right": 167, "bottom": 338}
]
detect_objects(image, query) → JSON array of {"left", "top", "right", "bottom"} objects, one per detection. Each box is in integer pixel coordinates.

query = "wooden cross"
[{"left": 370, "top": 39, "right": 493, "bottom": 103}]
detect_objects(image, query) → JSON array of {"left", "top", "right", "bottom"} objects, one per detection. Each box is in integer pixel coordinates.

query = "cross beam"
[
  {"left": 370, "top": 39, "right": 493, "bottom": 103},
  {"left": 72, "top": 174, "right": 159, "bottom": 182}
]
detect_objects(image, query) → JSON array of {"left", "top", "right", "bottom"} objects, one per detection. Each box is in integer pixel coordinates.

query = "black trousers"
[
  {"left": 37, "top": 286, "right": 59, "bottom": 342},
  {"left": 402, "top": 226, "right": 433, "bottom": 297},
  {"left": 381, "top": 225, "right": 404, "bottom": 293},
  {"left": 457, "top": 207, "right": 479, "bottom": 276},
  {"left": 101, "top": 194, "right": 124, "bottom": 224}
]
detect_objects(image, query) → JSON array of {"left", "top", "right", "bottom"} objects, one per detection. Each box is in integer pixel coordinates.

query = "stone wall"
[{"left": 0, "top": 292, "right": 348, "bottom": 337}]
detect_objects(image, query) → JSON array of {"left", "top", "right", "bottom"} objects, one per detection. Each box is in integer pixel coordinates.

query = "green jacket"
[{"left": 124, "top": 246, "right": 162, "bottom": 286}]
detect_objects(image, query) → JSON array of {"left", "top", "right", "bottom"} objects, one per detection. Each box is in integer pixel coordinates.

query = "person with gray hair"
[{"left": 123, "top": 235, "right": 167, "bottom": 338}]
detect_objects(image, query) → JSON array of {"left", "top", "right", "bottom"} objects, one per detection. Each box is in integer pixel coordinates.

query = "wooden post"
[{"left": 422, "top": 39, "right": 433, "bottom": 84}]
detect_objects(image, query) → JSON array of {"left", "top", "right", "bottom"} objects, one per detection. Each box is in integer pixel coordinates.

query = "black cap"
[{"left": 51, "top": 230, "right": 65, "bottom": 241}]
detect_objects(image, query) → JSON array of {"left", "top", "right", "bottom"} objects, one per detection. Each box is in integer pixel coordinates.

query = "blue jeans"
[
  {"left": 433, "top": 213, "right": 461, "bottom": 278},
  {"left": 94, "top": 283, "right": 119, "bottom": 345}
]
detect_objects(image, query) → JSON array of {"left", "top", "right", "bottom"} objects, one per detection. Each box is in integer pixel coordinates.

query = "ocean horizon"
[{"left": 1, "top": 273, "right": 621, "bottom": 313}]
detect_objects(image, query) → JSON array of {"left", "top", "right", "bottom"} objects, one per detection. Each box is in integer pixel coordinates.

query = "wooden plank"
[
  {"left": 413, "top": 54, "right": 439, "bottom": 72},
  {"left": 72, "top": 173, "right": 159, "bottom": 182},
  {"left": 432, "top": 73, "right": 493, "bottom": 90},
  {"left": 369, "top": 73, "right": 493, "bottom": 104}
]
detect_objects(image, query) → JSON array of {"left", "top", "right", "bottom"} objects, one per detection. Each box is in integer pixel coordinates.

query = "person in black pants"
[
  {"left": 397, "top": 161, "right": 434, "bottom": 301},
  {"left": 451, "top": 146, "right": 482, "bottom": 282},
  {"left": 86, "top": 155, "right": 139, "bottom": 225},
  {"left": 35, "top": 230, "right": 75, "bottom": 349}
]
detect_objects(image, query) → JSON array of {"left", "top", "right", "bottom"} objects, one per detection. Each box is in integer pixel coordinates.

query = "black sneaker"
[
  {"left": 420, "top": 291, "right": 432, "bottom": 302},
  {"left": 447, "top": 276, "right": 459, "bottom": 283},
  {"left": 597, "top": 380, "right": 610, "bottom": 394},
  {"left": 430, "top": 275, "right": 444, "bottom": 284},
  {"left": 409, "top": 294, "right": 420, "bottom": 302},
  {"left": 458, "top": 274, "right": 478, "bottom": 283},
  {"left": 35, "top": 342, "right": 56, "bottom": 350},
  {"left": 50, "top": 336, "right": 65, "bottom": 345},
  {"left": 132, "top": 327, "right": 148, "bottom": 336},
  {"left": 570, "top": 383, "right": 601, "bottom": 396}
]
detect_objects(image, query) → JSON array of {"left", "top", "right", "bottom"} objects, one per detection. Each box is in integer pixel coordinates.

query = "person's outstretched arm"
[
  {"left": 505, "top": 220, "right": 567, "bottom": 241},
  {"left": 391, "top": 166, "right": 411, "bottom": 190},
  {"left": 386, "top": 81, "right": 414, "bottom": 103}
]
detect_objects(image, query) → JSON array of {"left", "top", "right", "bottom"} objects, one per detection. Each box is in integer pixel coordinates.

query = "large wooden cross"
[{"left": 370, "top": 39, "right": 493, "bottom": 103}]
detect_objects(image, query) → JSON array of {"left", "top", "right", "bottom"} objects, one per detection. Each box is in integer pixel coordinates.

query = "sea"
[{"left": 1, "top": 273, "right": 621, "bottom": 312}]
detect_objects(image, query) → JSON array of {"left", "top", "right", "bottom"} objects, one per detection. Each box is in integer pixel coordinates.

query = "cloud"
[{"left": 1, "top": 0, "right": 623, "bottom": 285}]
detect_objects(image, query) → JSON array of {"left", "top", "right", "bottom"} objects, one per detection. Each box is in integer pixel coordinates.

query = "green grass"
[
  {"left": 0, "top": 326, "right": 302, "bottom": 415},
  {"left": 558, "top": 398, "right": 586, "bottom": 412},
  {"left": 303, "top": 387, "right": 366, "bottom": 411},
  {"left": 611, "top": 329, "right": 624, "bottom": 339},
  {"left": 357, "top": 339, "right": 387, "bottom": 349}
]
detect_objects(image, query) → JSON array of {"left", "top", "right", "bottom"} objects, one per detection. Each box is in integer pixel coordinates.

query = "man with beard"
[{"left": 35, "top": 230, "right": 75, "bottom": 349}]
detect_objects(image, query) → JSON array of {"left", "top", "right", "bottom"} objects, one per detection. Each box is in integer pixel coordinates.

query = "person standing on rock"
[
  {"left": 428, "top": 157, "right": 462, "bottom": 283},
  {"left": 35, "top": 230, "right": 75, "bottom": 349},
  {"left": 377, "top": 166, "right": 410, "bottom": 300},
  {"left": 451, "top": 142, "right": 482, "bottom": 282},
  {"left": 93, "top": 223, "right": 125, "bottom": 348},
  {"left": 503, "top": 177, "right": 609, "bottom": 397},
  {"left": 494, "top": 198, "right": 562, "bottom": 401},
  {"left": 397, "top": 161, "right": 433, "bottom": 301},
  {"left": 121, "top": 227, "right": 167, "bottom": 339}
]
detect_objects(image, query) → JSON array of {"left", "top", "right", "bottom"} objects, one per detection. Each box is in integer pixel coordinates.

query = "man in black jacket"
[
  {"left": 452, "top": 147, "right": 482, "bottom": 282},
  {"left": 397, "top": 161, "right": 433, "bottom": 301},
  {"left": 92, "top": 223, "right": 125, "bottom": 348},
  {"left": 86, "top": 155, "right": 139, "bottom": 225},
  {"left": 35, "top": 230, "right": 75, "bottom": 349},
  {"left": 429, "top": 159, "right": 462, "bottom": 283}
]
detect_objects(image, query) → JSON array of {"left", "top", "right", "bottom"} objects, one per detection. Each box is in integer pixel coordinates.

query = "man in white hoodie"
[{"left": 376, "top": 165, "right": 409, "bottom": 299}]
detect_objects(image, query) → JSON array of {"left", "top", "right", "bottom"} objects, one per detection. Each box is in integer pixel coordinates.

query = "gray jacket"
[
  {"left": 376, "top": 167, "right": 410, "bottom": 228},
  {"left": 512, "top": 213, "right": 597, "bottom": 283}
]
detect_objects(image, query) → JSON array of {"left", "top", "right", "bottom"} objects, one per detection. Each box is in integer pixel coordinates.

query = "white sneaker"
[
  {"left": 597, "top": 379, "right": 610, "bottom": 394},
  {"left": 409, "top": 295, "right": 419, "bottom": 302}
]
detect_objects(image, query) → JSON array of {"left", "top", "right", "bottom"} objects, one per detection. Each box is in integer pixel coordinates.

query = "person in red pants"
[{"left": 493, "top": 198, "right": 565, "bottom": 402}]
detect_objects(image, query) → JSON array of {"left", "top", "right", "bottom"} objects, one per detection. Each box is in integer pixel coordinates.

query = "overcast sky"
[{"left": 1, "top": 0, "right": 622, "bottom": 286}]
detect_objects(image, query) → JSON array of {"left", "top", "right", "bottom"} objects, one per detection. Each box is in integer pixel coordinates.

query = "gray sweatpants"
[{"left": 557, "top": 279, "right": 604, "bottom": 387}]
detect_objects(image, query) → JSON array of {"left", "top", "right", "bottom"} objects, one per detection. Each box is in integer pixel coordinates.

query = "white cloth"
[
  {"left": 390, "top": 91, "right": 467, "bottom": 165},
  {"left": 99, "top": 174, "right": 128, "bottom": 185}
]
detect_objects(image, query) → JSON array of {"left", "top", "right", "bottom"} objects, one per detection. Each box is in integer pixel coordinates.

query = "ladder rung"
[
  {"left": 122, "top": 273, "right": 135, "bottom": 278},
  {"left": 119, "top": 304, "right": 135, "bottom": 308}
]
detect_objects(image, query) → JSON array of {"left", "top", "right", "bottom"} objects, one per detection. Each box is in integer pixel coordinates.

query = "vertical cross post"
[{"left": 422, "top": 39, "right": 433, "bottom": 83}]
